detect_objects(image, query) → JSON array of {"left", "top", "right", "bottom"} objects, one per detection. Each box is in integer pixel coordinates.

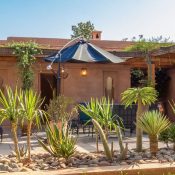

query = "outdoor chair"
[
  {"left": 0, "top": 125, "right": 3, "bottom": 142},
  {"left": 79, "top": 111, "right": 94, "bottom": 137},
  {"left": 69, "top": 119, "right": 79, "bottom": 135},
  {"left": 78, "top": 103, "right": 94, "bottom": 137},
  {"left": 112, "top": 104, "right": 137, "bottom": 135}
]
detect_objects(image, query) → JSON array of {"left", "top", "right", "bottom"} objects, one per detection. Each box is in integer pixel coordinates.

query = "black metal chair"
[
  {"left": 112, "top": 104, "right": 137, "bottom": 135},
  {"left": 69, "top": 119, "right": 79, "bottom": 135},
  {"left": 0, "top": 126, "right": 3, "bottom": 142}
]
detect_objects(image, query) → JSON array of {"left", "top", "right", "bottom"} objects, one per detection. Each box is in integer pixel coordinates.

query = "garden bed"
[
  {"left": 1, "top": 148, "right": 175, "bottom": 173},
  {"left": 2, "top": 163, "right": 175, "bottom": 175}
]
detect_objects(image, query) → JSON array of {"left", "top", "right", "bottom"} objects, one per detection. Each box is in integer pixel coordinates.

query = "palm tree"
[
  {"left": 20, "top": 90, "right": 44, "bottom": 161},
  {"left": 0, "top": 86, "right": 22, "bottom": 162},
  {"left": 121, "top": 87, "right": 157, "bottom": 152},
  {"left": 138, "top": 110, "right": 170, "bottom": 156}
]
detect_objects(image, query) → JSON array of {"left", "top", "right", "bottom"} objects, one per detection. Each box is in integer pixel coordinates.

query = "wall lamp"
[{"left": 81, "top": 68, "right": 87, "bottom": 76}]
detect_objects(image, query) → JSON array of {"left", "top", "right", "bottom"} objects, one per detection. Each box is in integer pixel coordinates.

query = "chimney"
[{"left": 92, "top": 30, "right": 102, "bottom": 40}]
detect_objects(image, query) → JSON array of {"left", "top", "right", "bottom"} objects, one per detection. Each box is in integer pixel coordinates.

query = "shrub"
[{"left": 38, "top": 123, "right": 76, "bottom": 160}]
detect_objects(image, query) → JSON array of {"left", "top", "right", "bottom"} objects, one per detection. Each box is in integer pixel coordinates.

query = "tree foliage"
[
  {"left": 125, "top": 36, "right": 174, "bottom": 52},
  {"left": 71, "top": 21, "right": 95, "bottom": 40},
  {"left": 9, "top": 41, "right": 42, "bottom": 90}
]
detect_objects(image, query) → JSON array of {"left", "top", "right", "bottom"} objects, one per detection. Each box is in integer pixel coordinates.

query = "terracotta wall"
[
  {"left": 0, "top": 57, "right": 131, "bottom": 102},
  {"left": 0, "top": 57, "right": 131, "bottom": 126}
]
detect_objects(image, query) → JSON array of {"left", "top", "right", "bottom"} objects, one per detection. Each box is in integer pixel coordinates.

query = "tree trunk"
[
  {"left": 149, "top": 135, "right": 158, "bottom": 156},
  {"left": 11, "top": 122, "right": 21, "bottom": 162},
  {"left": 136, "top": 99, "right": 143, "bottom": 152},
  {"left": 27, "top": 121, "right": 32, "bottom": 161}
]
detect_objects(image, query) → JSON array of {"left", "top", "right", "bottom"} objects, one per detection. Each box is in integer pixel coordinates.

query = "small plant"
[
  {"left": 38, "top": 123, "right": 76, "bottom": 160},
  {"left": 10, "top": 144, "right": 27, "bottom": 157},
  {"left": 20, "top": 89, "right": 45, "bottom": 162},
  {"left": 168, "top": 124, "right": 175, "bottom": 151},
  {"left": 46, "top": 94, "right": 78, "bottom": 132},
  {"left": 159, "top": 128, "right": 170, "bottom": 148},
  {"left": 138, "top": 110, "right": 170, "bottom": 156}
]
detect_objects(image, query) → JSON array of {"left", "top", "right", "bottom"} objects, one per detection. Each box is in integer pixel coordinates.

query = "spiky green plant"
[
  {"left": 20, "top": 89, "right": 45, "bottom": 162},
  {"left": 121, "top": 87, "right": 157, "bottom": 152},
  {"left": 38, "top": 123, "right": 76, "bottom": 160},
  {"left": 0, "top": 86, "right": 22, "bottom": 162},
  {"left": 168, "top": 124, "right": 175, "bottom": 151},
  {"left": 79, "top": 97, "right": 125, "bottom": 157},
  {"left": 159, "top": 128, "right": 170, "bottom": 148},
  {"left": 92, "top": 119, "right": 112, "bottom": 160},
  {"left": 138, "top": 110, "right": 170, "bottom": 156}
]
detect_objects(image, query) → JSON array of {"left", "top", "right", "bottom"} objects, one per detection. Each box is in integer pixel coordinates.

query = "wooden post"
[
  {"left": 148, "top": 63, "right": 155, "bottom": 87},
  {"left": 146, "top": 54, "right": 155, "bottom": 87}
]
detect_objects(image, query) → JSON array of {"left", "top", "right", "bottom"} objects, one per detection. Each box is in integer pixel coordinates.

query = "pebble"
[{"left": 98, "top": 161, "right": 110, "bottom": 166}]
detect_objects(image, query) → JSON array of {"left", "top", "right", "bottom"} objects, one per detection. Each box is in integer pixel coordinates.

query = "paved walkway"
[{"left": 0, "top": 130, "right": 169, "bottom": 156}]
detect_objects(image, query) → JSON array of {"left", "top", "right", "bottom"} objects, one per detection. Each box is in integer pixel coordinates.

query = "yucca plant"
[
  {"left": 20, "top": 89, "right": 45, "bottom": 161},
  {"left": 79, "top": 97, "right": 126, "bottom": 158},
  {"left": 121, "top": 87, "right": 157, "bottom": 152},
  {"left": 138, "top": 110, "right": 170, "bottom": 156},
  {"left": 38, "top": 123, "right": 76, "bottom": 160},
  {"left": 0, "top": 86, "right": 22, "bottom": 162}
]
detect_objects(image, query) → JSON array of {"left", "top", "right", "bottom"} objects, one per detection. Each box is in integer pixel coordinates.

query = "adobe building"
[
  {"left": 1, "top": 32, "right": 175, "bottom": 124},
  {"left": 0, "top": 32, "right": 133, "bottom": 106}
]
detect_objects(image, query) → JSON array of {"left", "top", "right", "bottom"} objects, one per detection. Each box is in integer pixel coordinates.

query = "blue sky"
[{"left": 1, "top": 0, "right": 175, "bottom": 41}]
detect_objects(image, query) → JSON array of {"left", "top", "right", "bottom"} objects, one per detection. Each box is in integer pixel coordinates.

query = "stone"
[
  {"left": 60, "top": 163, "right": 66, "bottom": 168},
  {"left": 134, "top": 156, "right": 143, "bottom": 160},
  {"left": 0, "top": 158, "right": 10, "bottom": 164},
  {"left": 20, "top": 167, "right": 32, "bottom": 172},
  {"left": 88, "top": 159, "right": 99, "bottom": 164},
  {"left": 88, "top": 164, "right": 98, "bottom": 167},
  {"left": 120, "top": 161, "right": 128, "bottom": 165},
  {"left": 9, "top": 163, "right": 19, "bottom": 169},
  {"left": 98, "top": 161, "right": 110, "bottom": 166},
  {"left": 58, "top": 158, "right": 66, "bottom": 163},
  {"left": 150, "top": 159, "right": 159, "bottom": 163},
  {"left": 35, "top": 159, "right": 44, "bottom": 164},
  {"left": 11, "top": 168, "right": 20, "bottom": 172},
  {"left": 78, "top": 165, "right": 89, "bottom": 168},
  {"left": 138, "top": 159, "right": 146, "bottom": 164},
  {"left": 18, "top": 163, "right": 23, "bottom": 167},
  {"left": 0, "top": 163, "right": 10, "bottom": 171},
  {"left": 51, "top": 162, "right": 59, "bottom": 166}
]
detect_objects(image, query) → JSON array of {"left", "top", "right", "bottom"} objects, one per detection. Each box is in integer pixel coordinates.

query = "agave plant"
[
  {"left": 138, "top": 110, "right": 170, "bottom": 156},
  {"left": 92, "top": 118, "right": 112, "bottom": 160},
  {"left": 0, "top": 86, "right": 22, "bottom": 162},
  {"left": 121, "top": 87, "right": 157, "bottom": 152},
  {"left": 79, "top": 97, "right": 126, "bottom": 159},
  {"left": 38, "top": 123, "right": 76, "bottom": 160},
  {"left": 20, "top": 89, "right": 45, "bottom": 162}
]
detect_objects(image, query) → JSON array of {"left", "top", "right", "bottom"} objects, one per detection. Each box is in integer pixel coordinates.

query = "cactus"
[{"left": 92, "top": 119, "right": 112, "bottom": 160}]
